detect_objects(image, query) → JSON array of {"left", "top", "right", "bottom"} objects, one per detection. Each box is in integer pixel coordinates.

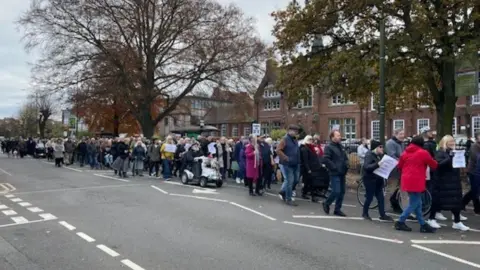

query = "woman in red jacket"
[{"left": 395, "top": 136, "right": 438, "bottom": 233}]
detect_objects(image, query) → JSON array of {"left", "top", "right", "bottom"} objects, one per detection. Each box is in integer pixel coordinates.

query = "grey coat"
[
  {"left": 385, "top": 137, "right": 404, "bottom": 179},
  {"left": 147, "top": 145, "right": 161, "bottom": 162}
]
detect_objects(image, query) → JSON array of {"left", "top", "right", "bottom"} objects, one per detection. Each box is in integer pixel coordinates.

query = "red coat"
[
  {"left": 245, "top": 143, "right": 261, "bottom": 182},
  {"left": 397, "top": 144, "right": 438, "bottom": 193}
]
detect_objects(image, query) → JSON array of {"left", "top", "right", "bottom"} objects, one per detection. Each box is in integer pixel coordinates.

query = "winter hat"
[
  {"left": 420, "top": 126, "right": 431, "bottom": 134},
  {"left": 370, "top": 140, "right": 382, "bottom": 151}
]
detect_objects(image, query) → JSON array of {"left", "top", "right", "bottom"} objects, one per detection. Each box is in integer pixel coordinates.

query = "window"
[
  {"left": 417, "top": 92, "right": 429, "bottom": 108},
  {"left": 329, "top": 119, "right": 340, "bottom": 131},
  {"left": 417, "top": 118, "right": 430, "bottom": 134},
  {"left": 232, "top": 125, "right": 238, "bottom": 137},
  {"left": 343, "top": 118, "right": 356, "bottom": 139},
  {"left": 331, "top": 94, "right": 354, "bottom": 105},
  {"left": 164, "top": 117, "right": 169, "bottom": 125},
  {"left": 472, "top": 116, "right": 480, "bottom": 137},
  {"left": 452, "top": 117, "right": 457, "bottom": 136},
  {"left": 243, "top": 127, "right": 251, "bottom": 136},
  {"left": 371, "top": 120, "right": 380, "bottom": 140},
  {"left": 220, "top": 124, "right": 227, "bottom": 137},
  {"left": 263, "top": 100, "right": 280, "bottom": 111},
  {"left": 393, "top": 119, "right": 405, "bottom": 132},
  {"left": 371, "top": 95, "right": 376, "bottom": 111},
  {"left": 263, "top": 89, "right": 281, "bottom": 98},
  {"left": 296, "top": 89, "right": 313, "bottom": 108},
  {"left": 471, "top": 77, "right": 480, "bottom": 104},
  {"left": 261, "top": 123, "right": 270, "bottom": 135},
  {"left": 272, "top": 122, "right": 282, "bottom": 129}
]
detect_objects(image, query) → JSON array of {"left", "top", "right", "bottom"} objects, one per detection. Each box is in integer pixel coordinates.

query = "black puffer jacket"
[
  {"left": 362, "top": 150, "right": 384, "bottom": 183},
  {"left": 323, "top": 141, "right": 349, "bottom": 176},
  {"left": 433, "top": 149, "right": 463, "bottom": 211}
]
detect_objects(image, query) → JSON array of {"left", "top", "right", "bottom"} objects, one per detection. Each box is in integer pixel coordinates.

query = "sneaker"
[
  {"left": 278, "top": 191, "right": 285, "bottom": 201},
  {"left": 333, "top": 211, "right": 347, "bottom": 217},
  {"left": 286, "top": 200, "right": 298, "bottom": 207},
  {"left": 292, "top": 191, "right": 296, "bottom": 197},
  {"left": 394, "top": 221, "right": 412, "bottom": 232},
  {"left": 435, "top": 212, "right": 447, "bottom": 221},
  {"left": 362, "top": 214, "right": 372, "bottom": 221},
  {"left": 427, "top": 219, "right": 441, "bottom": 229},
  {"left": 235, "top": 178, "right": 241, "bottom": 184},
  {"left": 452, "top": 222, "right": 470, "bottom": 231},
  {"left": 241, "top": 179, "right": 244, "bottom": 184},
  {"left": 322, "top": 202, "right": 330, "bottom": 215},
  {"left": 420, "top": 223, "right": 436, "bottom": 233},
  {"left": 379, "top": 215, "right": 394, "bottom": 222},
  {"left": 455, "top": 214, "right": 468, "bottom": 221}
]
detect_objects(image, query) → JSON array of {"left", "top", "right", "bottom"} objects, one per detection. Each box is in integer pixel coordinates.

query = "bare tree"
[
  {"left": 19, "top": 0, "right": 266, "bottom": 138},
  {"left": 18, "top": 102, "right": 38, "bottom": 138},
  {"left": 30, "top": 93, "right": 55, "bottom": 138}
]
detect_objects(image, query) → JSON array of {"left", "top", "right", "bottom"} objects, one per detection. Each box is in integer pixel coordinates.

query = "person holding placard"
[
  {"left": 427, "top": 135, "right": 469, "bottom": 231},
  {"left": 361, "top": 140, "right": 393, "bottom": 221},
  {"left": 160, "top": 136, "right": 175, "bottom": 180}
]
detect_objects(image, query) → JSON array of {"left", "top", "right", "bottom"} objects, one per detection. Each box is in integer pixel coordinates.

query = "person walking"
[
  {"left": 322, "top": 130, "right": 349, "bottom": 216},
  {"left": 394, "top": 136, "right": 437, "bottom": 233},
  {"left": 148, "top": 139, "right": 161, "bottom": 177},
  {"left": 385, "top": 129, "right": 405, "bottom": 213},
  {"left": 53, "top": 138, "right": 65, "bottom": 167},
  {"left": 357, "top": 138, "right": 369, "bottom": 172},
  {"left": 361, "top": 140, "right": 393, "bottom": 221},
  {"left": 276, "top": 125, "right": 301, "bottom": 206},
  {"left": 426, "top": 135, "right": 469, "bottom": 231},
  {"left": 160, "top": 136, "right": 175, "bottom": 180},
  {"left": 245, "top": 134, "right": 262, "bottom": 196},
  {"left": 463, "top": 131, "right": 480, "bottom": 215},
  {"left": 300, "top": 135, "right": 328, "bottom": 203},
  {"left": 64, "top": 138, "right": 75, "bottom": 165},
  {"left": 132, "top": 141, "right": 146, "bottom": 176}
]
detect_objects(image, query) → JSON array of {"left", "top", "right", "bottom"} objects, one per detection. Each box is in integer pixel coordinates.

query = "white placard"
[
  {"left": 252, "top": 123, "right": 261, "bottom": 136},
  {"left": 185, "top": 143, "right": 192, "bottom": 150},
  {"left": 373, "top": 155, "right": 399, "bottom": 179},
  {"left": 452, "top": 150, "right": 466, "bottom": 168},
  {"left": 208, "top": 142, "right": 216, "bottom": 154},
  {"left": 164, "top": 144, "right": 177, "bottom": 153}
]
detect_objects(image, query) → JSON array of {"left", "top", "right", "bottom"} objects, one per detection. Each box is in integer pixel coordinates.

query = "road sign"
[{"left": 252, "top": 123, "right": 261, "bottom": 136}]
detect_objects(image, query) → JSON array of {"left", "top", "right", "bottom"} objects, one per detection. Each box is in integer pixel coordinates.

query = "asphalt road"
[{"left": 0, "top": 156, "right": 480, "bottom": 269}]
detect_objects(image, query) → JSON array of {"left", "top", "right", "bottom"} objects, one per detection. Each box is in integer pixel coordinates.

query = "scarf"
[{"left": 307, "top": 143, "right": 322, "bottom": 157}]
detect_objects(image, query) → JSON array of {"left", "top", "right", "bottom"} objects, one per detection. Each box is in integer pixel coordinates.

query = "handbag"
[{"left": 231, "top": 161, "right": 239, "bottom": 171}]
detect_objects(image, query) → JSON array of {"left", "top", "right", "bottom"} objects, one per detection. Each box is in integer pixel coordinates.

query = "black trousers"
[
  {"left": 262, "top": 164, "right": 273, "bottom": 189},
  {"left": 149, "top": 161, "right": 160, "bottom": 176},
  {"left": 246, "top": 177, "right": 261, "bottom": 194}
]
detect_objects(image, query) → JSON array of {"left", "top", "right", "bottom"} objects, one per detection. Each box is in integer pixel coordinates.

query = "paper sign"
[
  {"left": 208, "top": 142, "right": 216, "bottom": 154},
  {"left": 373, "top": 155, "right": 398, "bottom": 179},
  {"left": 452, "top": 150, "right": 466, "bottom": 168},
  {"left": 185, "top": 143, "right": 191, "bottom": 150},
  {"left": 164, "top": 144, "right": 177, "bottom": 153}
]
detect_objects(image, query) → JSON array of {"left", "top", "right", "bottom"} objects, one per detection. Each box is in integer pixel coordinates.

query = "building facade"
[{"left": 255, "top": 60, "right": 480, "bottom": 140}]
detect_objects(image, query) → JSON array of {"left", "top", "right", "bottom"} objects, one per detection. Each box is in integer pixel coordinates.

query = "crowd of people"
[{"left": 1, "top": 124, "right": 479, "bottom": 234}]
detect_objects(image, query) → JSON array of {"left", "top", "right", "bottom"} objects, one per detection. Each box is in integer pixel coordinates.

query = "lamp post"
[{"left": 373, "top": 5, "right": 386, "bottom": 145}]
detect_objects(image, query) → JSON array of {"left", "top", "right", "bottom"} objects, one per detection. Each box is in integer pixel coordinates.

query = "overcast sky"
[{"left": 0, "top": 0, "right": 289, "bottom": 118}]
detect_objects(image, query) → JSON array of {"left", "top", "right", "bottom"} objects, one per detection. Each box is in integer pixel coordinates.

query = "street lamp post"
[{"left": 372, "top": 6, "right": 387, "bottom": 145}]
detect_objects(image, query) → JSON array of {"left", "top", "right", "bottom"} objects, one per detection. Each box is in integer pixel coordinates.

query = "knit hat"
[{"left": 370, "top": 140, "right": 382, "bottom": 151}]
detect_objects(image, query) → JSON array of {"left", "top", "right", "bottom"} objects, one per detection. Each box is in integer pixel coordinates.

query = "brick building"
[
  {"left": 159, "top": 88, "right": 254, "bottom": 137},
  {"left": 254, "top": 59, "right": 480, "bottom": 140}
]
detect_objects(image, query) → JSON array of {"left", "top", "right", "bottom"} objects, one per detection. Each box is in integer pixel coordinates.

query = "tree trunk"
[
  {"left": 39, "top": 120, "right": 46, "bottom": 138},
  {"left": 113, "top": 105, "right": 120, "bottom": 137},
  {"left": 138, "top": 106, "right": 155, "bottom": 139},
  {"left": 434, "top": 61, "right": 457, "bottom": 141}
]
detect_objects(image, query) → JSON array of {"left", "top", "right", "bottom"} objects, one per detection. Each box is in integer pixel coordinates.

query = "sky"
[{"left": 0, "top": 0, "right": 290, "bottom": 118}]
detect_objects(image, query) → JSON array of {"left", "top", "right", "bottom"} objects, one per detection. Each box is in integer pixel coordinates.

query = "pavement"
[{"left": 0, "top": 156, "right": 479, "bottom": 269}]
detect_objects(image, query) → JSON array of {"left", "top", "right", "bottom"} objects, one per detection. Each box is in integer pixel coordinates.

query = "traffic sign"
[{"left": 252, "top": 123, "right": 261, "bottom": 136}]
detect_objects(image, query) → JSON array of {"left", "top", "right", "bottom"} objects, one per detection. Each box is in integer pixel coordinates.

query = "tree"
[
  {"left": 18, "top": 102, "right": 38, "bottom": 138},
  {"left": 31, "top": 93, "right": 55, "bottom": 138},
  {"left": 272, "top": 0, "right": 480, "bottom": 139},
  {"left": 19, "top": 0, "right": 266, "bottom": 138}
]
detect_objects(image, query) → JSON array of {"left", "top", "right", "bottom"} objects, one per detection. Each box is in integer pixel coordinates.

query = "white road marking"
[
  {"left": 11, "top": 216, "right": 28, "bottom": 224},
  {"left": 2, "top": 210, "right": 17, "bottom": 216},
  {"left": 39, "top": 213, "right": 57, "bottom": 220},
  {"left": 121, "top": 259, "right": 145, "bottom": 270},
  {"left": 151, "top": 185, "right": 168, "bottom": 194},
  {"left": 27, "top": 207, "right": 43, "bottom": 213},
  {"left": 0, "top": 168, "right": 12, "bottom": 176},
  {"left": 229, "top": 202, "right": 277, "bottom": 221},
  {"left": 59, "top": 221, "right": 76, "bottom": 231},
  {"left": 293, "top": 215, "right": 364, "bottom": 220},
  {"left": 284, "top": 221, "right": 404, "bottom": 244},
  {"left": 4, "top": 183, "right": 16, "bottom": 192},
  {"left": 192, "top": 189, "right": 219, "bottom": 194},
  {"left": 94, "top": 174, "right": 130, "bottom": 182},
  {"left": 62, "top": 166, "right": 83, "bottom": 172},
  {"left": 169, "top": 193, "right": 228, "bottom": 203},
  {"left": 4, "top": 194, "right": 14, "bottom": 198},
  {"left": 18, "top": 202, "right": 32, "bottom": 207},
  {"left": 0, "top": 205, "right": 8, "bottom": 210},
  {"left": 77, "top": 232, "right": 95, "bottom": 242},
  {"left": 412, "top": 244, "right": 480, "bottom": 268},
  {"left": 0, "top": 219, "right": 51, "bottom": 229},
  {"left": 12, "top": 183, "right": 143, "bottom": 195},
  {"left": 264, "top": 192, "right": 357, "bottom": 207},
  {"left": 411, "top": 240, "right": 480, "bottom": 245},
  {"left": 41, "top": 161, "right": 53, "bottom": 165},
  {"left": 0, "top": 184, "right": 8, "bottom": 194},
  {"left": 163, "top": 181, "right": 184, "bottom": 186},
  {"left": 10, "top": 198, "right": 22, "bottom": 202},
  {"left": 96, "top": 244, "right": 120, "bottom": 257}
]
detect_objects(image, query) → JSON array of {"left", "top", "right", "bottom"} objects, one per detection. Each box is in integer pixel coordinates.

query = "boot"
[
  {"left": 420, "top": 223, "right": 436, "bottom": 233},
  {"left": 394, "top": 221, "right": 412, "bottom": 232}
]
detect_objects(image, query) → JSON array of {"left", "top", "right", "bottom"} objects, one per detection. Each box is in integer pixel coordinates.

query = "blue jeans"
[
  {"left": 280, "top": 165, "right": 299, "bottom": 201},
  {"left": 88, "top": 153, "right": 98, "bottom": 169},
  {"left": 363, "top": 179, "right": 386, "bottom": 217},
  {"left": 162, "top": 159, "right": 172, "bottom": 179},
  {"left": 325, "top": 175, "right": 346, "bottom": 212},
  {"left": 399, "top": 192, "right": 425, "bottom": 225}
]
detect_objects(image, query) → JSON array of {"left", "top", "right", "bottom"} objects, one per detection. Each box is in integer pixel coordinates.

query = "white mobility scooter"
[{"left": 181, "top": 156, "right": 223, "bottom": 188}]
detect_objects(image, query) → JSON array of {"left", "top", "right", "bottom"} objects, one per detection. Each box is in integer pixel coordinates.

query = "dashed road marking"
[
  {"left": 4, "top": 194, "right": 14, "bottom": 198},
  {"left": 0, "top": 168, "right": 12, "bottom": 176},
  {"left": 27, "top": 207, "right": 43, "bottom": 213},
  {"left": 76, "top": 232, "right": 95, "bottom": 242},
  {"left": 229, "top": 202, "right": 277, "bottom": 221},
  {"left": 121, "top": 259, "right": 145, "bottom": 270},
  {"left": 284, "top": 221, "right": 404, "bottom": 244},
  {"left": 0, "top": 219, "right": 51, "bottom": 228},
  {"left": 412, "top": 244, "right": 480, "bottom": 268},
  {"left": 10, "top": 198, "right": 22, "bottom": 202},
  {"left": 97, "top": 244, "right": 120, "bottom": 257},
  {"left": 169, "top": 193, "right": 229, "bottom": 203},
  {"left": 0, "top": 205, "right": 8, "bottom": 210},
  {"left": 59, "top": 221, "right": 76, "bottom": 231},
  {"left": 94, "top": 174, "right": 130, "bottom": 183},
  {"left": 11, "top": 216, "right": 28, "bottom": 224},
  {"left": 39, "top": 213, "right": 57, "bottom": 220},
  {"left": 411, "top": 240, "right": 480, "bottom": 245},
  {"left": 62, "top": 166, "right": 83, "bottom": 172},
  {"left": 18, "top": 202, "right": 32, "bottom": 207},
  {"left": 2, "top": 210, "right": 17, "bottom": 216},
  {"left": 150, "top": 185, "right": 168, "bottom": 194}
]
